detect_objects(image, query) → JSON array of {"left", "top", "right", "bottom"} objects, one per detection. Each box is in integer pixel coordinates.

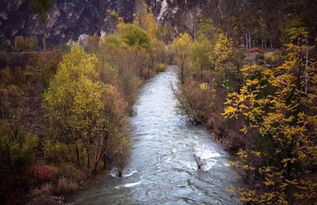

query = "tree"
[
  {"left": 171, "top": 33, "right": 193, "bottom": 84},
  {"left": 222, "top": 27, "right": 316, "bottom": 204},
  {"left": 0, "top": 84, "right": 38, "bottom": 201},
  {"left": 118, "top": 23, "right": 151, "bottom": 50},
  {"left": 43, "top": 45, "right": 129, "bottom": 173},
  {"left": 192, "top": 35, "right": 212, "bottom": 82}
]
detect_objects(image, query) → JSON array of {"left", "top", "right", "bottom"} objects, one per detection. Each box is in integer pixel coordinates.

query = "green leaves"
[{"left": 118, "top": 23, "right": 151, "bottom": 50}]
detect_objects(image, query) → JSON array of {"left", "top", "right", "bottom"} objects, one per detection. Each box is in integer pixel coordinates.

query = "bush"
[
  {"left": 14, "top": 36, "right": 38, "bottom": 51},
  {"left": 119, "top": 23, "right": 151, "bottom": 50},
  {"left": 28, "top": 50, "right": 62, "bottom": 89},
  {"left": 27, "top": 36, "right": 38, "bottom": 50},
  {"left": 57, "top": 163, "right": 86, "bottom": 183},
  {"left": 213, "top": 62, "right": 243, "bottom": 92},
  {"left": 14, "top": 36, "right": 26, "bottom": 51},
  {"left": 156, "top": 63, "right": 167, "bottom": 72},
  {"left": 173, "top": 80, "right": 215, "bottom": 123},
  {"left": 31, "top": 165, "right": 57, "bottom": 184},
  {"left": 55, "top": 177, "right": 78, "bottom": 194},
  {"left": 31, "top": 183, "right": 54, "bottom": 197},
  {"left": 43, "top": 140, "right": 69, "bottom": 163},
  {"left": 264, "top": 51, "right": 282, "bottom": 64},
  {"left": 0, "top": 122, "right": 38, "bottom": 201},
  {"left": 0, "top": 67, "right": 14, "bottom": 85}
]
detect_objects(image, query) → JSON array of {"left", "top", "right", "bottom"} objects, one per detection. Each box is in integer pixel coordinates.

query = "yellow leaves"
[
  {"left": 237, "top": 149, "right": 248, "bottom": 159},
  {"left": 222, "top": 106, "right": 238, "bottom": 118},
  {"left": 259, "top": 166, "right": 272, "bottom": 174},
  {"left": 297, "top": 151, "right": 306, "bottom": 160},
  {"left": 239, "top": 189, "right": 257, "bottom": 202},
  {"left": 226, "top": 187, "right": 234, "bottom": 193},
  {"left": 240, "top": 126, "right": 248, "bottom": 134},
  {"left": 199, "top": 83, "right": 208, "bottom": 90},
  {"left": 245, "top": 79, "right": 259, "bottom": 86},
  {"left": 253, "top": 151, "right": 261, "bottom": 157},
  {"left": 262, "top": 68, "right": 272, "bottom": 76},
  {"left": 242, "top": 164, "right": 255, "bottom": 171},
  {"left": 281, "top": 158, "right": 296, "bottom": 167},
  {"left": 263, "top": 178, "right": 275, "bottom": 186},
  {"left": 213, "top": 33, "right": 232, "bottom": 62},
  {"left": 226, "top": 161, "right": 236, "bottom": 167},
  {"left": 223, "top": 27, "right": 317, "bottom": 204}
]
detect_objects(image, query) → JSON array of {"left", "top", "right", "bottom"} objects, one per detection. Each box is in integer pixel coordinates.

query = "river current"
[{"left": 74, "top": 66, "right": 241, "bottom": 205}]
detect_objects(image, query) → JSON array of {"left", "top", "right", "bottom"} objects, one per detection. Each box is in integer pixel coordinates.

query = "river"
[{"left": 74, "top": 66, "right": 241, "bottom": 205}]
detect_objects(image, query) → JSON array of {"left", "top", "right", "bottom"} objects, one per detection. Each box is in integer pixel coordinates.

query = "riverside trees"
[
  {"left": 0, "top": 6, "right": 169, "bottom": 203},
  {"left": 222, "top": 28, "right": 316, "bottom": 204},
  {"left": 43, "top": 45, "right": 129, "bottom": 173},
  {"left": 170, "top": 14, "right": 316, "bottom": 205}
]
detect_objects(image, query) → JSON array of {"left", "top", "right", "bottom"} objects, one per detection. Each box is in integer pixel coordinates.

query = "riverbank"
[{"left": 73, "top": 67, "right": 241, "bottom": 204}]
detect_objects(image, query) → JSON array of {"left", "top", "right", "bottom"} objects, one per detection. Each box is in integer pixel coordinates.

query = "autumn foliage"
[{"left": 31, "top": 165, "right": 57, "bottom": 184}]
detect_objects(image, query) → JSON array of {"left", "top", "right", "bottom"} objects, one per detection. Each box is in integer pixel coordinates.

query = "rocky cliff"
[
  {"left": 0, "top": 0, "right": 135, "bottom": 49},
  {"left": 0, "top": 0, "right": 231, "bottom": 49},
  {"left": 1, "top": 0, "right": 316, "bottom": 50}
]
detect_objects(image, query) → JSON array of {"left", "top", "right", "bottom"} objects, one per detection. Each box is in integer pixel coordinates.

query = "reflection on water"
[{"left": 74, "top": 66, "right": 241, "bottom": 205}]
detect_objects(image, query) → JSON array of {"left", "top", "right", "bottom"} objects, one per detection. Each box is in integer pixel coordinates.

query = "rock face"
[
  {"left": 0, "top": 0, "right": 135, "bottom": 49},
  {"left": 146, "top": 0, "right": 241, "bottom": 36},
  {"left": 0, "top": 0, "right": 239, "bottom": 49}
]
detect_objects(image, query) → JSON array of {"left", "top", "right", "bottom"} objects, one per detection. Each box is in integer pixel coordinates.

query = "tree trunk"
[
  {"left": 248, "top": 32, "right": 252, "bottom": 49},
  {"left": 42, "top": 37, "right": 47, "bottom": 51},
  {"left": 67, "top": 143, "right": 74, "bottom": 163},
  {"left": 181, "top": 62, "right": 185, "bottom": 84},
  {"left": 87, "top": 148, "right": 90, "bottom": 169},
  {"left": 305, "top": 39, "right": 309, "bottom": 95},
  {"left": 75, "top": 144, "right": 80, "bottom": 166},
  {"left": 245, "top": 33, "right": 248, "bottom": 50}
]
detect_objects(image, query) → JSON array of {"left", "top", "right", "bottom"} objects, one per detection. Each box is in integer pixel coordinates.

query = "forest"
[{"left": 0, "top": 0, "right": 316, "bottom": 204}]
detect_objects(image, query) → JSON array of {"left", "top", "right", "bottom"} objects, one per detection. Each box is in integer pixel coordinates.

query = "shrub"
[
  {"left": 31, "top": 165, "right": 57, "bottom": 184},
  {"left": 57, "top": 163, "right": 86, "bottom": 183},
  {"left": 264, "top": 51, "right": 282, "bottom": 64},
  {"left": 13, "top": 36, "right": 38, "bottom": 51},
  {"left": 55, "top": 177, "right": 78, "bottom": 194},
  {"left": 0, "top": 67, "right": 14, "bottom": 85},
  {"left": 213, "top": 62, "right": 243, "bottom": 92},
  {"left": 14, "top": 36, "right": 26, "bottom": 51},
  {"left": 119, "top": 23, "right": 151, "bottom": 50},
  {"left": 173, "top": 80, "right": 215, "bottom": 123},
  {"left": 43, "top": 140, "right": 69, "bottom": 163},
  {"left": 156, "top": 63, "right": 167, "bottom": 72},
  {"left": 26, "top": 36, "right": 38, "bottom": 50},
  {"left": 0, "top": 122, "right": 38, "bottom": 201},
  {"left": 31, "top": 183, "right": 54, "bottom": 197},
  {"left": 27, "top": 50, "right": 62, "bottom": 89}
]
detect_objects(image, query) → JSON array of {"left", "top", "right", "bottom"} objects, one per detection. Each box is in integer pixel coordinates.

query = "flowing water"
[{"left": 74, "top": 66, "right": 241, "bottom": 205}]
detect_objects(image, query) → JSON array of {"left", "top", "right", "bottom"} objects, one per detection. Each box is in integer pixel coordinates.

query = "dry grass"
[{"left": 55, "top": 177, "right": 78, "bottom": 194}]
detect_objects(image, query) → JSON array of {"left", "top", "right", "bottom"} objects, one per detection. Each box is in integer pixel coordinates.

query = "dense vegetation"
[
  {"left": 0, "top": 6, "right": 168, "bottom": 204},
  {"left": 0, "top": 0, "right": 316, "bottom": 204},
  {"left": 170, "top": 1, "right": 316, "bottom": 204}
]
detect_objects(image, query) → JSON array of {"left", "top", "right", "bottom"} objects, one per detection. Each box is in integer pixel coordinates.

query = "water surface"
[{"left": 75, "top": 67, "right": 240, "bottom": 205}]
